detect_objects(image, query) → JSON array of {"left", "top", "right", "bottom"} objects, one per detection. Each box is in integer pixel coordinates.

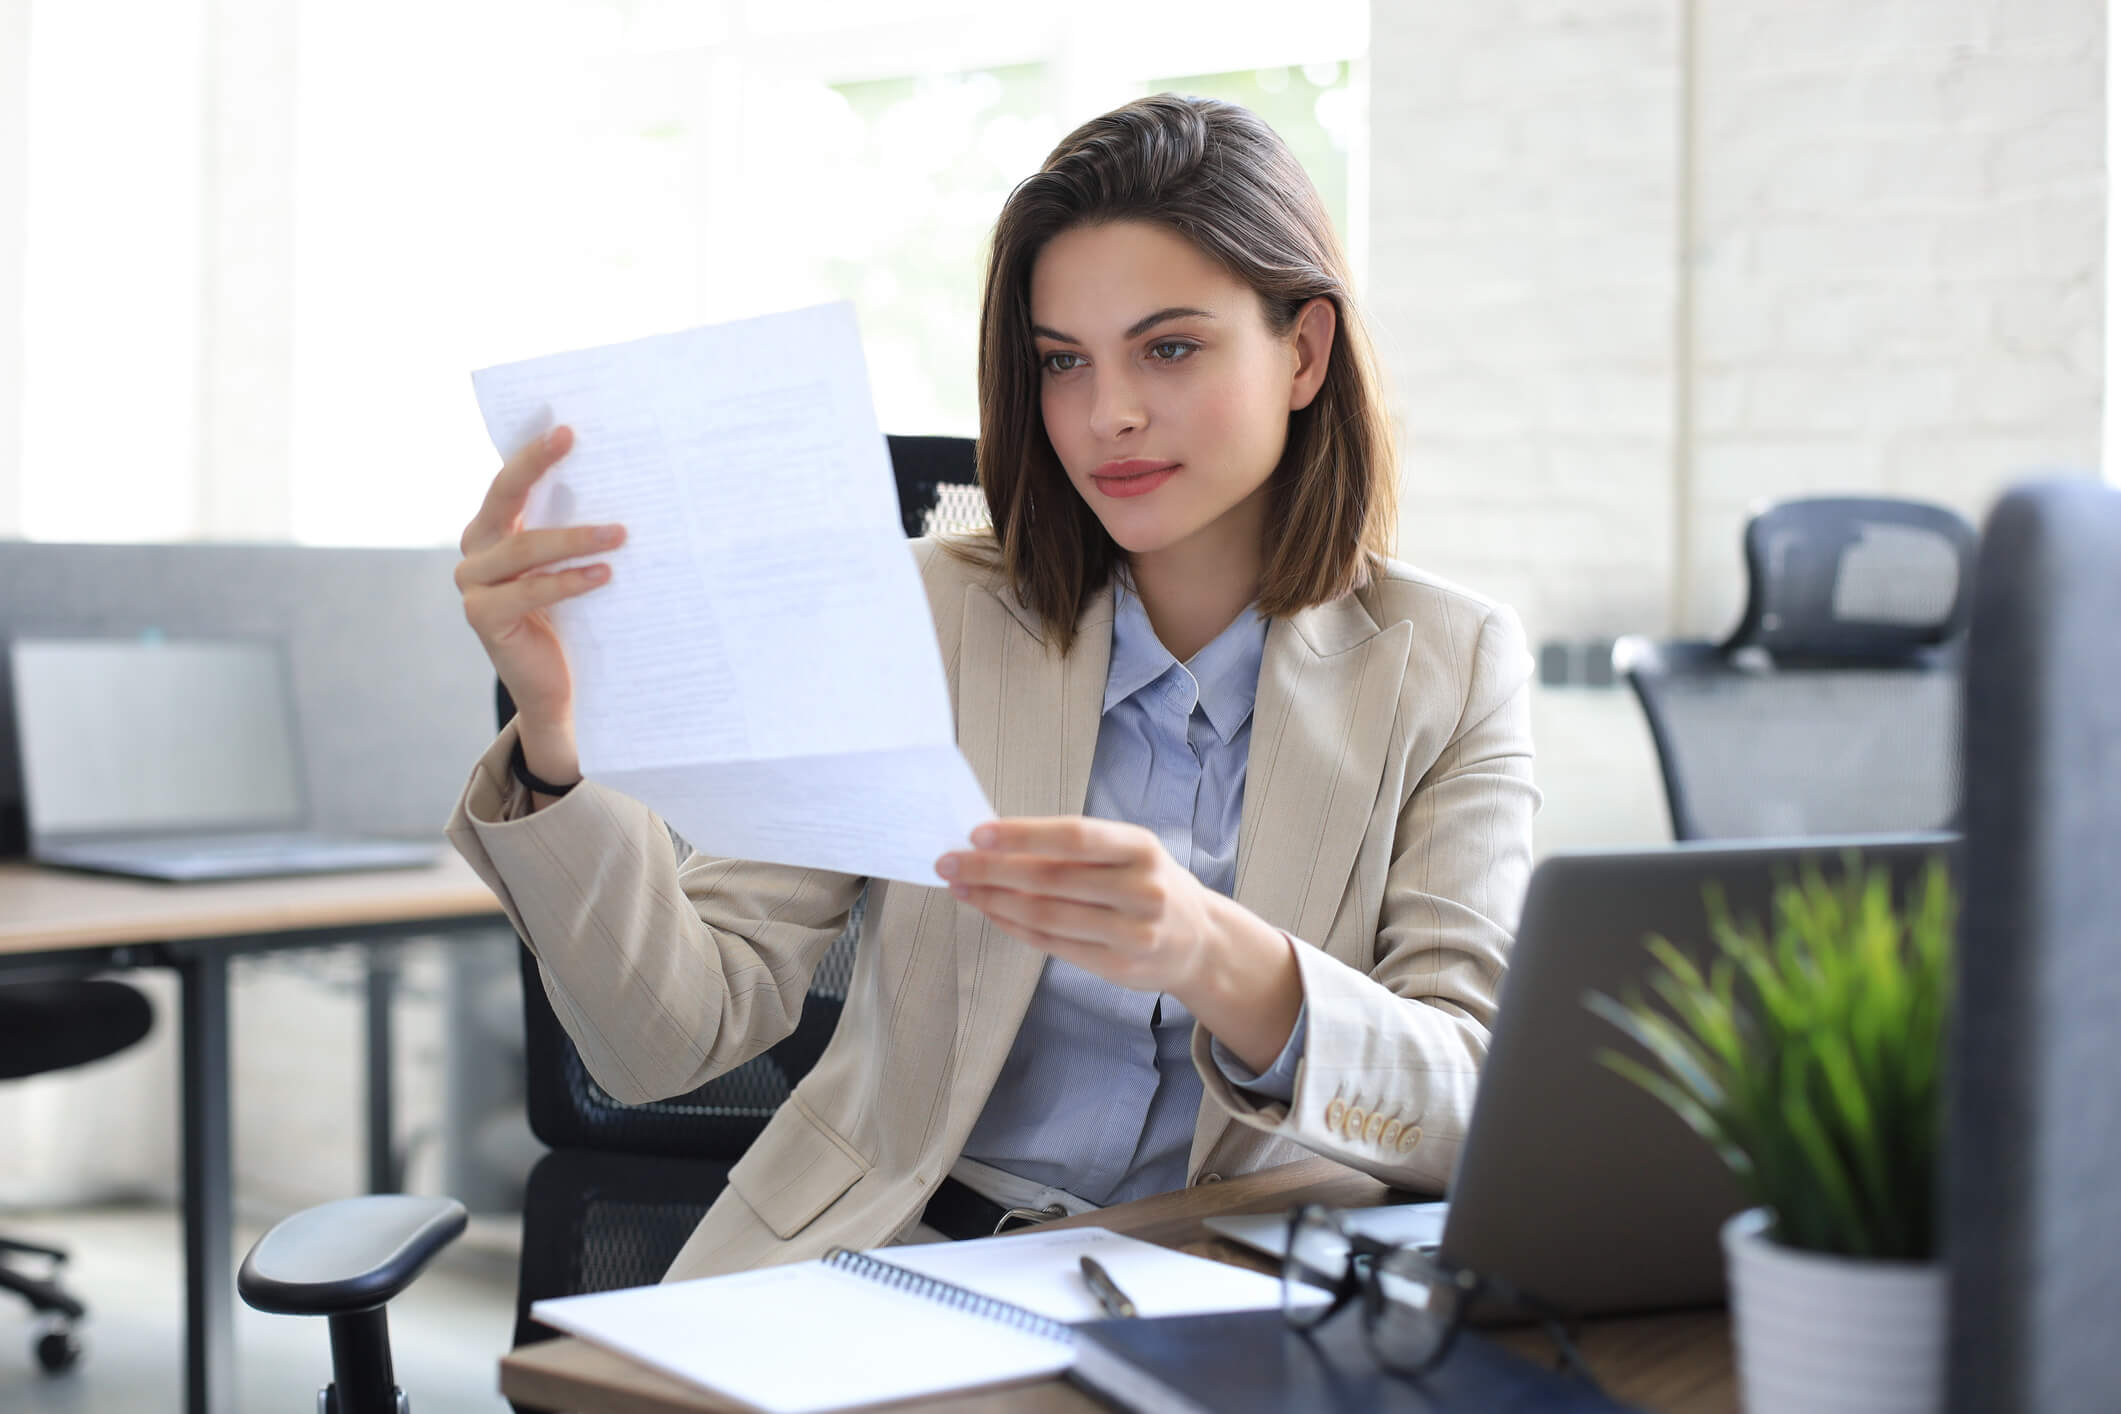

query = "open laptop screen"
[{"left": 10, "top": 638, "right": 306, "bottom": 839}]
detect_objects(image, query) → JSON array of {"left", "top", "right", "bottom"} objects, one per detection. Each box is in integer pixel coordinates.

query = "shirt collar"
[{"left": 1102, "top": 581, "right": 1267, "bottom": 745}]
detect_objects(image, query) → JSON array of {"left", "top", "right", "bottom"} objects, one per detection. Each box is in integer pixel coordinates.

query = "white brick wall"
[
  {"left": 1369, "top": 0, "right": 1683, "bottom": 640},
  {"left": 1684, "top": 0, "right": 2105, "bottom": 632},
  {"left": 1368, "top": 0, "right": 2104, "bottom": 643}
]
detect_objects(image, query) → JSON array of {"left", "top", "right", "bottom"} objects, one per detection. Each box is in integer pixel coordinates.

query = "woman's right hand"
[{"left": 454, "top": 425, "right": 626, "bottom": 787}]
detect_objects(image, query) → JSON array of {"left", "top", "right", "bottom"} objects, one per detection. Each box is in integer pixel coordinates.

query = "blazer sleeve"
[
  {"left": 1194, "top": 602, "right": 1539, "bottom": 1191},
  {"left": 445, "top": 722, "right": 864, "bottom": 1105}
]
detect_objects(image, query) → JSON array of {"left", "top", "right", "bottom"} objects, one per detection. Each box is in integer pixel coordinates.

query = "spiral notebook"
[{"left": 531, "top": 1246, "right": 1077, "bottom": 1412}]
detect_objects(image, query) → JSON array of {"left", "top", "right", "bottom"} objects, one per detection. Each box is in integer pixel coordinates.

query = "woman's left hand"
[{"left": 936, "top": 817, "right": 1221, "bottom": 996}]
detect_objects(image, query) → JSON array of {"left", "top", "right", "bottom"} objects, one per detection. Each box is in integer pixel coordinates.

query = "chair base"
[
  {"left": 1, "top": 1239, "right": 86, "bottom": 1374},
  {"left": 0, "top": 1239, "right": 86, "bottom": 1322}
]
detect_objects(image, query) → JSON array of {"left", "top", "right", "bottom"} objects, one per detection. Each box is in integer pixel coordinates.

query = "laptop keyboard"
[
  {"left": 41, "top": 832, "right": 439, "bottom": 881},
  {"left": 159, "top": 836, "right": 420, "bottom": 867}
]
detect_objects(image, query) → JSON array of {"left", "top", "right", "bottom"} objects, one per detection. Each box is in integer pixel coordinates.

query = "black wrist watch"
[{"left": 509, "top": 738, "right": 580, "bottom": 798}]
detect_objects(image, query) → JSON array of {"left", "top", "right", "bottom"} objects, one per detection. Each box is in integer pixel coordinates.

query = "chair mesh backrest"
[
  {"left": 513, "top": 1149, "right": 732, "bottom": 1348},
  {"left": 1625, "top": 650, "right": 1964, "bottom": 839},
  {"left": 1619, "top": 497, "right": 1976, "bottom": 841},
  {"left": 886, "top": 434, "right": 987, "bottom": 538},
  {"left": 922, "top": 481, "right": 991, "bottom": 537},
  {"left": 506, "top": 434, "right": 978, "bottom": 1158},
  {"left": 574, "top": 1195, "right": 712, "bottom": 1293}
]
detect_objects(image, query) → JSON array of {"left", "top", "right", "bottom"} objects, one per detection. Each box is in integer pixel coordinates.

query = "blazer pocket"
[{"left": 725, "top": 1094, "right": 873, "bottom": 1240}]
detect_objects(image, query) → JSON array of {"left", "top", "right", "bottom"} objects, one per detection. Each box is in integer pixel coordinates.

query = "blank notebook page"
[
  {"left": 530, "top": 1258, "right": 1072, "bottom": 1413},
  {"left": 870, "top": 1225, "right": 1312, "bottom": 1322}
]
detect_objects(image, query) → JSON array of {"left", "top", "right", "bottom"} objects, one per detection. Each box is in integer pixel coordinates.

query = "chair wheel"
[{"left": 35, "top": 1324, "right": 82, "bottom": 1373}]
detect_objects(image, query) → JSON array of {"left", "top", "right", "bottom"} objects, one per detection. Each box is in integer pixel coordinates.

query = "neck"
[{"left": 1126, "top": 496, "right": 1266, "bottom": 662}]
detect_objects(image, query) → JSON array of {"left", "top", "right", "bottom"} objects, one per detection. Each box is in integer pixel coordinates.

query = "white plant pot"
[{"left": 1722, "top": 1208, "right": 1946, "bottom": 1414}]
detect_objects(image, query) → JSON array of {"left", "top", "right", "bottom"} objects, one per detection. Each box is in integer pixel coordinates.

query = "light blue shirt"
[{"left": 959, "top": 583, "right": 1309, "bottom": 1205}]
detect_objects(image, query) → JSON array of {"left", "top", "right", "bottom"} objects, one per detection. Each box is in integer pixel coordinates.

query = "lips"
[{"left": 1090, "top": 459, "right": 1180, "bottom": 499}]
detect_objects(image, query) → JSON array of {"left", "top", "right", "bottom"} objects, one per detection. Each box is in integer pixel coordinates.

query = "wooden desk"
[
  {"left": 500, "top": 1158, "right": 1735, "bottom": 1413},
  {"left": 0, "top": 855, "right": 506, "bottom": 1414}
]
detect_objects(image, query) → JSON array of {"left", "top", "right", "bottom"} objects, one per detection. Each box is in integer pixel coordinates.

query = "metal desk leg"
[
  {"left": 178, "top": 945, "right": 235, "bottom": 1414},
  {"left": 366, "top": 944, "right": 399, "bottom": 1193}
]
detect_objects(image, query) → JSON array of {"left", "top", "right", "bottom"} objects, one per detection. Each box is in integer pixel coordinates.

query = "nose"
[{"left": 1087, "top": 368, "right": 1146, "bottom": 443}]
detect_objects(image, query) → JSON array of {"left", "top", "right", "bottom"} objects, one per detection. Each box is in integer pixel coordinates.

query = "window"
[{"left": 15, "top": 1, "right": 1368, "bottom": 545}]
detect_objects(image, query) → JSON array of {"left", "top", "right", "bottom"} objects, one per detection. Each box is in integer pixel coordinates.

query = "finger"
[
  {"left": 461, "top": 425, "right": 574, "bottom": 555},
  {"left": 954, "top": 883, "right": 1148, "bottom": 952},
  {"left": 968, "top": 816, "right": 1153, "bottom": 864},
  {"left": 462, "top": 562, "right": 610, "bottom": 639},
  {"left": 455, "top": 522, "right": 625, "bottom": 593},
  {"left": 938, "top": 850, "right": 1149, "bottom": 913}
]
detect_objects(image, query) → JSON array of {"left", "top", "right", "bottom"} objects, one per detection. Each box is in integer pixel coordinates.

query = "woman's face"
[{"left": 1030, "top": 220, "right": 1334, "bottom": 566}]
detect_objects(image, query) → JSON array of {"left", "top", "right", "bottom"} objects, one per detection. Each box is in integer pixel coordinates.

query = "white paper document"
[{"left": 471, "top": 304, "right": 993, "bottom": 885}]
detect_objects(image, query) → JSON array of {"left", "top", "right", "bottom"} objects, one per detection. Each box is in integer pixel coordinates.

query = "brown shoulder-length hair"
[{"left": 952, "top": 92, "right": 1398, "bottom": 652}]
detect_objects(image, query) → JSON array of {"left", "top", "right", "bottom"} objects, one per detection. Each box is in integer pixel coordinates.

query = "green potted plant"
[{"left": 1587, "top": 855, "right": 1955, "bottom": 1414}]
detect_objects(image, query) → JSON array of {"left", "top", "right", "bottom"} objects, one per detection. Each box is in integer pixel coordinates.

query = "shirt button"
[
  {"left": 1342, "top": 1105, "right": 1368, "bottom": 1140},
  {"left": 1364, "top": 1112, "right": 1386, "bottom": 1144},
  {"left": 1324, "top": 1098, "right": 1347, "bottom": 1131},
  {"left": 1396, "top": 1125, "right": 1423, "bottom": 1154}
]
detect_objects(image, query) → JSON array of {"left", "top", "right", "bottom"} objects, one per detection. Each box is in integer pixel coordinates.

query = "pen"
[{"left": 1079, "top": 1254, "right": 1138, "bottom": 1319}]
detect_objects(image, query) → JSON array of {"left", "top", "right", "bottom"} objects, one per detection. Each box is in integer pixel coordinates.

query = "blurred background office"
[{"left": 0, "top": 1, "right": 2106, "bottom": 1410}]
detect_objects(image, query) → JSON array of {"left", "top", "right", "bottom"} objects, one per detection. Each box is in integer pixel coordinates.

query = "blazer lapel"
[
  {"left": 950, "top": 581, "right": 1114, "bottom": 1101},
  {"left": 1187, "top": 591, "right": 1413, "bottom": 1176}
]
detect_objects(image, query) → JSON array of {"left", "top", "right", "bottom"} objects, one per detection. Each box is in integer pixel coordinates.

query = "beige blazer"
[{"left": 447, "top": 539, "right": 1538, "bottom": 1281}]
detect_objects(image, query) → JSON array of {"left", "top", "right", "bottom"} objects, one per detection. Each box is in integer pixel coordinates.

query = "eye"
[
  {"left": 1040, "top": 350, "right": 1085, "bottom": 374},
  {"left": 1147, "top": 339, "right": 1198, "bottom": 364}
]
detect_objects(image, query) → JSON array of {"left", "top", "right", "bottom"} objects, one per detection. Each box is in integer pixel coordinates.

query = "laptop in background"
[{"left": 9, "top": 637, "right": 441, "bottom": 882}]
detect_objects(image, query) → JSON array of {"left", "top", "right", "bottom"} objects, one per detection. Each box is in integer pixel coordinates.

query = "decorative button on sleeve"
[
  {"left": 1324, "top": 1098, "right": 1347, "bottom": 1132},
  {"left": 1396, "top": 1125, "right": 1422, "bottom": 1154},
  {"left": 1342, "top": 1105, "right": 1368, "bottom": 1140},
  {"left": 1364, "top": 1111, "right": 1386, "bottom": 1144}
]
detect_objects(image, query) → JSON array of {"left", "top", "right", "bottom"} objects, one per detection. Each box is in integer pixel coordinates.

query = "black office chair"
[
  {"left": 238, "top": 435, "right": 985, "bottom": 1414},
  {"left": 1947, "top": 478, "right": 2121, "bottom": 1412},
  {"left": 0, "top": 976, "right": 154, "bottom": 1373},
  {"left": 1614, "top": 496, "right": 1978, "bottom": 840}
]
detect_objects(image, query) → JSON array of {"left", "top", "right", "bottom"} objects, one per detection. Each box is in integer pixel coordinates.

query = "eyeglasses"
[{"left": 1279, "top": 1204, "right": 1598, "bottom": 1385}]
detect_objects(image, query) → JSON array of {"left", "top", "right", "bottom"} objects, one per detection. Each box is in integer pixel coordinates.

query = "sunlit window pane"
[
  {"left": 15, "top": 1, "right": 1367, "bottom": 547},
  {"left": 22, "top": 0, "right": 206, "bottom": 542}
]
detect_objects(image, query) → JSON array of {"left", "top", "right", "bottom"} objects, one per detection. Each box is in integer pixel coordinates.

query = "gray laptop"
[
  {"left": 1450, "top": 833, "right": 1956, "bottom": 1318},
  {"left": 1209, "top": 833, "right": 1956, "bottom": 1320},
  {"left": 9, "top": 637, "right": 440, "bottom": 882}
]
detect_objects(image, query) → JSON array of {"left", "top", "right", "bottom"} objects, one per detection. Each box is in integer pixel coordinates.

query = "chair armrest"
[{"left": 238, "top": 1195, "right": 467, "bottom": 1316}]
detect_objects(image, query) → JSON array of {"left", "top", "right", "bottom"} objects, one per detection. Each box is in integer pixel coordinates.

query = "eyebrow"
[{"left": 1031, "top": 306, "right": 1216, "bottom": 344}]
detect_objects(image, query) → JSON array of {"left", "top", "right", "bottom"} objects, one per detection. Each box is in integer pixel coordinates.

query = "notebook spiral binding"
[{"left": 823, "top": 1248, "right": 1076, "bottom": 1346}]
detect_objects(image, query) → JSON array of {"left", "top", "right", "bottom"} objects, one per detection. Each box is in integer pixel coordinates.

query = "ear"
[{"left": 1286, "top": 296, "right": 1337, "bottom": 412}]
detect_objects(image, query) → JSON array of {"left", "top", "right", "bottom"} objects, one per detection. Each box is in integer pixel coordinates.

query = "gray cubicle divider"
[
  {"left": 0, "top": 538, "right": 537, "bottom": 1209},
  {"left": 0, "top": 539, "right": 498, "bottom": 850}
]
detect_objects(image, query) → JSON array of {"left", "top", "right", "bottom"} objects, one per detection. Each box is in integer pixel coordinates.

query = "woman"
[{"left": 448, "top": 94, "right": 1537, "bottom": 1280}]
